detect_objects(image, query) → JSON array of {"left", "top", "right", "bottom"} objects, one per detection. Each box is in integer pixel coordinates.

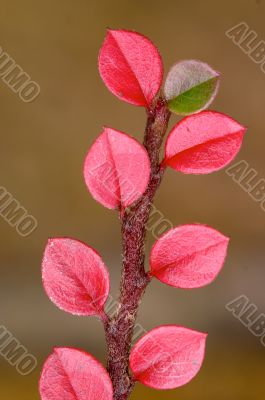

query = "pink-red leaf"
[
  {"left": 40, "top": 347, "right": 113, "bottom": 400},
  {"left": 150, "top": 224, "right": 229, "bottom": 288},
  {"left": 129, "top": 325, "right": 207, "bottom": 390},
  {"left": 42, "top": 238, "right": 110, "bottom": 316},
  {"left": 164, "top": 111, "right": 246, "bottom": 174},
  {"left": 98, "top": 29, "right": 163, "bottom": 107},
  {"left": 84, "top": 127, "right": 150, "bottom": 209}
]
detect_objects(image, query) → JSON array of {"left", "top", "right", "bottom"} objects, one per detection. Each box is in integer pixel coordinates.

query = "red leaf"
[
  {"left": 84, "top": 127, "right": 150, "bottom": 209},
  {"left": 164, "top": 111, "right": 246, "bottom": 174},
  {"left": 129, "top": 325, "right": 207, "bottom": 390},
  {"left": 98, "top": 29, "right": 163, "bottom": 107},
  {"left": 40, "top": 347, "right": 113, "bottom": 400},
  {"left": 150, "top": 224, "right": 229, "bottom": 288},
  {"left": 42, "top": 238, "right": 110, "bottom": 316}
]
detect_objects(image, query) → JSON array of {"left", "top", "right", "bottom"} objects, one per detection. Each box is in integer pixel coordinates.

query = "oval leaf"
[
  {"left": 130, "top": 325, "right": 207, "bottom": 389},
  {"left": 84, "top": 127, "right": 150, "bottom": 209},
  {"left": 164, "top": 60, "right": 220, "bottom": 115},
  {"left": 40, "top": 347, "right": 113, "bottom": 400},
  {"left": 164, "top": 111, "right": 246, "bottom": 174},
  {"left": 42, "top": 238, "right": 110, "bottom": 316},
  {"left": 150, "top": 224, "right": 229, "bottom": 288},
  {"left": 99, "top": 29, "right": 163, "bottom": 107}
]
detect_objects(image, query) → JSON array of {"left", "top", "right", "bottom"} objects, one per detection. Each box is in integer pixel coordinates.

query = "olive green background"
[{"left": 0, "top": 0, "right": 264, "bottom": 398}]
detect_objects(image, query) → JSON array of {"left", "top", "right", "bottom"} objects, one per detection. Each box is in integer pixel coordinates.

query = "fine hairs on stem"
[{"left": 103, "top": 97, "right": 170, "bottom": 399}]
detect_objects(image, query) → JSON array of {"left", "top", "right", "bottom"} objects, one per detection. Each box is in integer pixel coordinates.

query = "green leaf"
[{"left": 164, "top": 60, "right": 220, "bottom": 115}]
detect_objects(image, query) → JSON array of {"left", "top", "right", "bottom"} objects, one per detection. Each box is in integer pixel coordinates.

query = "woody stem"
[{"left": 104, "top": 97, "right": 171, "bottom": 400}]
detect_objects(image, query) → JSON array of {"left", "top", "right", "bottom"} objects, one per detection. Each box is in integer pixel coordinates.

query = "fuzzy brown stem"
[{"left": 104, "top": 97, "right": 171, "bottom": 400}]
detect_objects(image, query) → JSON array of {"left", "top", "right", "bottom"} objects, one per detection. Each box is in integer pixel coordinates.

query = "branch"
[{"left": 104, "top": 97, "right": 171, "bottom": 400}]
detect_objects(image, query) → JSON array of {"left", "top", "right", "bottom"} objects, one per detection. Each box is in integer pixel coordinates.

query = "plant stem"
[{"left": 104, "top": 97, "right": 171, "bottom": 400}]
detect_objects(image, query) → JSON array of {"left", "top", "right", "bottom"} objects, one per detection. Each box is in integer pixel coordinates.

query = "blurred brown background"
[{"left": 0, "top": 0, "right": 264, "bottom": 398}]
